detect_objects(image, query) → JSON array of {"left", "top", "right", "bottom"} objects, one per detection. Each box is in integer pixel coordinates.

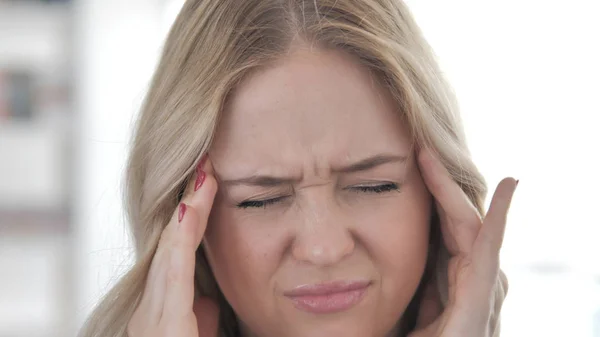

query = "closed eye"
[
  {"left": 237, "top": 196, "right": 289, "bottom": 209},
  {"left": 237, "top": 183, "right": 399, "bottom": 209},
  {"left": 349, "top": 183, "right": 400, "bottom": 193}
]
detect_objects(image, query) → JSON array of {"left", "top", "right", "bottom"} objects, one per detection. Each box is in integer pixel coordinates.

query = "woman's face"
[{"left": 205, "top": 47, "right": 432, "bottom": 337}]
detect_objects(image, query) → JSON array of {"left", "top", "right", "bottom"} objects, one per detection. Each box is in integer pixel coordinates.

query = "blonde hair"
[{"left": 79, "top": 0, "right": 487, "bottom": 336}]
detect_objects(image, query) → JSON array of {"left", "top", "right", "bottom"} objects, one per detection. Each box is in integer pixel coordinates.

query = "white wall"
[
  {"left": 0, "top": 3, "right": 70, "bottom": 210},
  {"left": 72, "top": 0, "right": 165, "bottom": 333},
  {"left": 0, "top": 3, "right": 72, "bottom": 336}
]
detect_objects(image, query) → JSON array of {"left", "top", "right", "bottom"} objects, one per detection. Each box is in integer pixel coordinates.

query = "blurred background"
[{"left": 0, "top": 0, "right": 598, "bottom": 336}]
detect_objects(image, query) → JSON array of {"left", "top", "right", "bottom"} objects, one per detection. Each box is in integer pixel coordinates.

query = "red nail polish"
[
  {"left": 194, "top": 170, "right": 206, "bottom": 191},
  {"left": 178, "top": 203, "right": 187, "bottom": 223}
]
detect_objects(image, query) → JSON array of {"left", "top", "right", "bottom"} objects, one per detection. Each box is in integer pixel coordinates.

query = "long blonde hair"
[{"left": 78, "top": 0, "right": 487, "bottom": 336}]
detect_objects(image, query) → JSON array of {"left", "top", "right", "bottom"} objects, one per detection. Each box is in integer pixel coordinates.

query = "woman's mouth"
[{"left": 283, "top": 280, "right": 371, "bottom": 314}]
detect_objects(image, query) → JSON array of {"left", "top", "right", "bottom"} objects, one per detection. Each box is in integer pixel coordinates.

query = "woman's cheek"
[
  {"left": 206, "top": 207, "right": 290, "bottom": 291},
  {"left": 355, "top": 207, "right": 429, "bottom": 266},
  {"left": 351, "top": 189, "right": 430, "bottom": 278}
]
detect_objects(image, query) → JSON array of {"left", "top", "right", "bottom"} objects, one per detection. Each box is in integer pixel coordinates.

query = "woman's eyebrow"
[
  {"left": 219, "top": 154, "right": 407, "bottom": 187},
  {"left": 220, "top": 175, "right": 300, "bottom": 187}
]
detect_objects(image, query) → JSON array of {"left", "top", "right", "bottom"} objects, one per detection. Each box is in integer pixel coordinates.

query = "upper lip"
[{"left": 283, "top": 280, "right": 371, "bottom": 297}]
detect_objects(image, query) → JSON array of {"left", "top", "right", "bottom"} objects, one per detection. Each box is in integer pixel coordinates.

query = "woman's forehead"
[{"left": 211, "top": 48, "right": 411, "bottom": 167}]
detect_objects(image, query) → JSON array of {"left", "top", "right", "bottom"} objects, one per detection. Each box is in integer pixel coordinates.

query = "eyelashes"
[
  {"left": 237, "top": 196, "right": 289, "bottom": 209},
  {"left": 236, "top": 183, "right": 400, "bottom": 209},
  {"left": 350, "top": 183, "right": 399, "bottom": 194}
]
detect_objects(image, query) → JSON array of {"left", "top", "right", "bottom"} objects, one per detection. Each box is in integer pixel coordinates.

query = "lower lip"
[{"left": 287, "top": 287, "right": 368, "bottom": 314}]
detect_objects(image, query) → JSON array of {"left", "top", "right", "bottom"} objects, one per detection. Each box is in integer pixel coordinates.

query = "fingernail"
[
  {"left": 516, "top": 179, "right": 520, "bottom": 186},
  {"left": 194, "top": 167, "right": 206, "bottom": 191},
  {"left": 178, "top": 203, "right": 187, "bottom": 223}
]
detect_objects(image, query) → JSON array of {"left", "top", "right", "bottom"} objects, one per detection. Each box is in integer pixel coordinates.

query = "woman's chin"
[
  {"left": 268, "top": 317, "right": 395, "bottom": 337},
  {"left": 244, "top": 295, "right": 400, "bottom": 337}
]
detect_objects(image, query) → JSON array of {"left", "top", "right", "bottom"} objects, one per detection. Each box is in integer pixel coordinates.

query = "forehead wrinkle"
[{"left": 213, "top": 50, "right": 412, "bottom": 190}]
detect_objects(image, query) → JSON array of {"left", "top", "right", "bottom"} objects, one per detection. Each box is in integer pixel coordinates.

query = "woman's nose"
[{"left": 291, "top": 202, "right": 355, "bottom": 266}]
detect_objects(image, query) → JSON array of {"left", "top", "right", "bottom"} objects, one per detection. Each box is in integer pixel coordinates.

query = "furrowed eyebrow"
[
  {"left": 220, "top": 154, "right": 407, "bottom": 187},
  {"left": 220, "top": 175, "right": 300, "bottom": 187}
]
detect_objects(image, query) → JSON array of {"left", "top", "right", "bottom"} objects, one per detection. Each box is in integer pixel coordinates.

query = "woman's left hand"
[{"left": 409, "top": 149, "right": 518, "bottom": 337}]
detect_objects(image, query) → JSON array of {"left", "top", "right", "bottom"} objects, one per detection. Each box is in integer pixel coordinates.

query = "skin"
[
  {"left": 127, "top": 47, "right": 517, "bottom": 337},
  {"left": 204, "top": 47, "right": 431, "bottom": 337}
]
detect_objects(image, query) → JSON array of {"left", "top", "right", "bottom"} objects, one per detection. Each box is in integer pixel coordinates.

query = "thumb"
[{"left": 194, "top": 297, "right": 220, "bottom": 337}]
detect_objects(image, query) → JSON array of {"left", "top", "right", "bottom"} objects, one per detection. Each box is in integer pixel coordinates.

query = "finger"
[
  {"left": 162, "top": 157, "right": 218, "bottom": 320},
  {"left": 134, "top": 156, "right": 218, "bottom": 326},
  {"left": 136, "top": 206, "right": 191, "bottom": 322},
  {"left": 180, "top": 155, "right": 218, "bottom": 244},
  {"left": 433, "top": 201, "right": 461, "bottom": 254},
  {"left": 418, "top": 148, "right": 482, "bottom": 254},
  {"left": 478, "top": 178, "right": 518, "bottom": 253},
  {"left": 194, "top": 297, "right": 220, "bottom": 337},
  {"left": 135, "top": 156, "right": 216, "bottom": 320},
  {"left": 136, "top": 186, "right": 199, "bottom": 320},
  {"left": 499, "top": 269, "right": 509, "bottom": 296},
  {"left": 493, "top": 270, "right": 508, "bottom": 314},
  {"left": 137, "top": 242, "right": 170, "bottom": 320},
  {"left": 129, "top": 248, "right": 168, "bottom": 333},
  {"left": 490, "top": 271, "right": 509, "bottom": 337}
]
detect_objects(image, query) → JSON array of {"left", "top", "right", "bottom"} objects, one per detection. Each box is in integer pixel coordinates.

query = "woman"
[{"left": 79, "top": 0, "right": 517, "bottom": 336}]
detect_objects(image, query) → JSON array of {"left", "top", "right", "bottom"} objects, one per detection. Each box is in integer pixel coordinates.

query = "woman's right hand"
[{"left": 127, "top": 156, "right": 220, "bottom": 337}]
